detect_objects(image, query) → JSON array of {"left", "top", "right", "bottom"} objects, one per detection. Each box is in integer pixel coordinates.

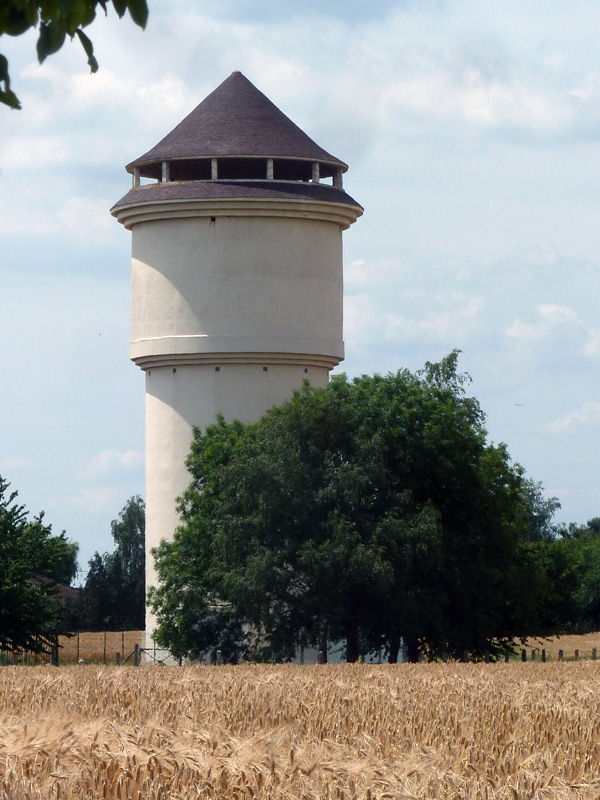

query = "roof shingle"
[
  {"left": 127, "top": 72, "right": 347, "bottom": 172},
  {"left": 113, "top": 179, "right": 361, "bottom": 209}
]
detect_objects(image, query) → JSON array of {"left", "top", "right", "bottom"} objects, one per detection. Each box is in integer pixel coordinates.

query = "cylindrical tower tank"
[{"left": 111, "top": 72, "right": 362, "bottom": 650}]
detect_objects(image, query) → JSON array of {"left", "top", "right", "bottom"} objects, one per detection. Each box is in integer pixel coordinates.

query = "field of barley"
[{"left": 2, "top": 662, "right": 600, "bottom": 799}]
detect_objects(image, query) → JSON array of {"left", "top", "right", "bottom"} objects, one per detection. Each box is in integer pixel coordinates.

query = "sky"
[{"left": 1, "top": 0, "right": 600, "bottom": 577}]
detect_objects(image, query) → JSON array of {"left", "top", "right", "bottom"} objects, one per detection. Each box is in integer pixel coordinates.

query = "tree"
[
  {"left": 0, "top": 475, "right": 78, "bottom": 652},
  {"left": 80, "top": 495, "right": 145, "bottom": 630},
  {"left": 545, "top": 519, "right": 600, "bottom": 632},
  {"left": 0, "top": 0, "right": 148, "bottom": 109},
  {"left": 151, "top": 353, "right": 556, "bottom": 662}
]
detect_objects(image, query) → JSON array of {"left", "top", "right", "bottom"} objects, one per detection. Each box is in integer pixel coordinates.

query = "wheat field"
[
  {"left": 57, "top": 632, "right": 143, "bottom": 665},
  {"left": 2, "top": 662, "right": 600, "bottom": 799}
]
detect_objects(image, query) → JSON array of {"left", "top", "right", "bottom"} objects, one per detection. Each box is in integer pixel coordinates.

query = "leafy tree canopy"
[
  {"left": 0, "top": 0, "right": 148, "bottom": 109},
  {"left": 0, "top": 475, "right": 78, "bottom": 652},
  {"left": 150, "top": 352, "right": 559, "bottom": 663},
  {"left": 80, "top": 495, "right": 145, "bottom": 631}
]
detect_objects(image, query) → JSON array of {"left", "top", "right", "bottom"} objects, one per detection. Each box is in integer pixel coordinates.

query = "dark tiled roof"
[
  {"left": 112, "top": 180, "right": 362, "bottom": 210},
  {"left": 127, "top": 72, "right": 347, "bottom": 172},
  {"left": 29, "top": 573, "right": 82, "bottom": 600}
]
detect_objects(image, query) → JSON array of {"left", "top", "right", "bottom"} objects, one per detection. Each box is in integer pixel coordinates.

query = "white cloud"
[
  {"left": 68, "top": 486, "right": 124, "bottom": 514},
  {"left": 538, "top": 304, "right": 580, "bottom": 324},
  {"left": 505, "top": 318, "right": 545, "bottom": 341},
  {"left": 79, "top": 449, "right": 144, "bottom": 481},
  {"left": 544, "top": 401, "right": 600, "bottom": 435},
  {"left": 0, "top": 457, "right": 32, "bottom": 472},
  {"left": 54, "top": 197, "right": 116, "bottom": 244},
  {"left": 385, "top": 293, "right": 486, "bottom": 344},
  {"left": 377, "top": 67, "right": 571, "bottom": 134},
  {"left": 0, "top": 135, "right": 69, "bottom": 170},
  {"left": 0, "top": 187, "right": 119, "bottom": 245},
  {"left": 345, "top": 258, "right": 416, "bottom": 291},
  {"left": 505, "top": 304, "right": 600, "bottom": 361}
]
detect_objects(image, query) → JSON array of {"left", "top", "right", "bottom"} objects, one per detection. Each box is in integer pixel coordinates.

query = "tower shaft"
[{"left": 112, "top": 72, "right": 362, "bottom": 654}]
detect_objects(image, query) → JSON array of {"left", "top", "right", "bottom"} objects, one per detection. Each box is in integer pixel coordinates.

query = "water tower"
[{"left": 111, "top": 72, "right": 362, "bottom": 648}]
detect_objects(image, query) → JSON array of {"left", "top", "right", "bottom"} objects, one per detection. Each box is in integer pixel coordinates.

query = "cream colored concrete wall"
[
  {"left": 144, "top": 362, "right": 329, "bottom": 644},
  {"left": 130, "top": 216, "right": 344, "bottom": 365}
]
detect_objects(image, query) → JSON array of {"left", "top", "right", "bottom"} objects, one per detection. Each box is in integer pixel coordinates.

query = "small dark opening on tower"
[
  {"left": 215, "top": 366, "right": 220, "bottom": 372},
  {"left": 218, "top": 158, "right": 268, "bottom": 179},
  {"left": 273, "top": 159, "right": 313, "bottom": 181},
  {"left": 169, "top": 159, "right": 212, "bottom": 181},
  {"left": 263, "top": 366, "right": 268, "bottom": 372},
  {"left": 210, "top": 216, "right": 216, "bottom": 222},
  {"left": 173, "top": 368, "right": 177, "bottom": 373},
  {"left": 318, "top": 163, "right": 336, "bottom": 179}
]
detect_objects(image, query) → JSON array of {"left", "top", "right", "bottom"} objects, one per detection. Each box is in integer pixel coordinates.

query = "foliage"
[
  {"left": 0, "top": 0, "right": 148, "bottom": 109},
  {"left": 0, "top": 474, "right": 78, "bottom": 652},
  {"left": 80, "top": 495, "right": 145, "bottom": 631},
  {"left": 151, "top": 352, "right": 557, "bottom": 662},
  {"left": 549, "top": 519, "right": 600, "bottom": 632},
  {"left": 521, "top": 478, "right": 562, "bottom": 542}
]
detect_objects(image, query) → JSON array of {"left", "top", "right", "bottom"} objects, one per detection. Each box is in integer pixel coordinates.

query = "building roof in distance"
[{"left": 127, "top": 71, "right": 347, "bottom": 174}]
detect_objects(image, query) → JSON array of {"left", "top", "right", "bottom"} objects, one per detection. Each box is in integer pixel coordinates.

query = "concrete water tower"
[{"left": 111, "top": 72, "right": 363, "bottom": 647}]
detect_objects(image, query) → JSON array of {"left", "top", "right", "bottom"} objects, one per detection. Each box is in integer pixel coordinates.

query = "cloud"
[
  {"left": 543, "top": 401, "right": 600, "bottom": 435},
  {"left": 506, "top": 304, "right": 600, "bottom": 361},
  {"left": 0, "top": 457, "right": 32, "bottom": 472},
  {"left": 376, "top": 66, "right": 573, "bottom": 136},
  {"left": 385, "top": 293, "right": 486, "bottom": 344},
  {"left": 0, "top": 190, "right": 117, "bottom": 245},
  {"left": 68, "top": 486, "right": 124, "bottom": 514},
  {"left": 79, "top": 449, "right": 144, "bottom": 481}
]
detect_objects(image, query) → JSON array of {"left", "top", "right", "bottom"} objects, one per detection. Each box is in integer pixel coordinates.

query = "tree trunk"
[
  {"left": 387, "top": 631, "right": 401, "bottom": 664},
  {"left": 405, "top": 637, "right": 420, "bottom": 663},
  {"left": 317, "top": 615, "right": 328, "bottom": 663},
  {"left": 345, "top": 621, "right": 360, "bottom": 663}
]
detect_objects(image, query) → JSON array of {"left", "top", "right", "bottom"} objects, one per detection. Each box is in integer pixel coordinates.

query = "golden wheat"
[
  {"left": 2, "top": 662, "right": 600, "bottom": 798},
  {"left": 516, "top": 631, "right": 600, "bottom": 661},
  {"left": 57, "top": 632, "right": 143, "bottom": 664}
]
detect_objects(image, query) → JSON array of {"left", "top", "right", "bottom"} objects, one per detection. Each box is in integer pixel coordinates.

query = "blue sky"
[{"left": 1, "top": 0, "right": 600, "bottom": 575}]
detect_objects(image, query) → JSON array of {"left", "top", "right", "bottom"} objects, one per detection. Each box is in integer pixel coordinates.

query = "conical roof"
[{"left": 127, "top": 71, "right": 347, "bottom": 173}]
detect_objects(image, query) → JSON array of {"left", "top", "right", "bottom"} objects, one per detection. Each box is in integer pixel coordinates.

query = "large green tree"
[
  {"left": 0, "top": 475, "right": 78, "bottom": 652},
  {"left": 543, "top": 519, "right": 600, "bottom": 632},
  {"left": 80, "top": 495, "right": 145, "bottom": 630},
  {"left": 0, "top": 0, "right": 148, "bottom": 109},
  {"left": 150, "top": 353, "right": 556, "bottom": 663}
]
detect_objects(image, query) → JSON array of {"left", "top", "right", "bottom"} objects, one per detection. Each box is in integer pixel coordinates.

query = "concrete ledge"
[
  {"left": 132, "top": 350, "right": 342, "bottom": 370},
  {"left": 112, "top": 195, "right": 362, "bottom": 231}
]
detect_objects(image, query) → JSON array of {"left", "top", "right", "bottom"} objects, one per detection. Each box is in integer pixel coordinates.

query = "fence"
[
  {"left": 57, "top": 630, "right": 143, "bottom": 664},
  {"left": 0, "top": 634, "right": 58, "bottom": 666},
  {"left": 3, "top": 631, "right": 600, "bottom": 666},
  {"left": 0, "top": 631, "right": 143, "bottom": 666}
]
